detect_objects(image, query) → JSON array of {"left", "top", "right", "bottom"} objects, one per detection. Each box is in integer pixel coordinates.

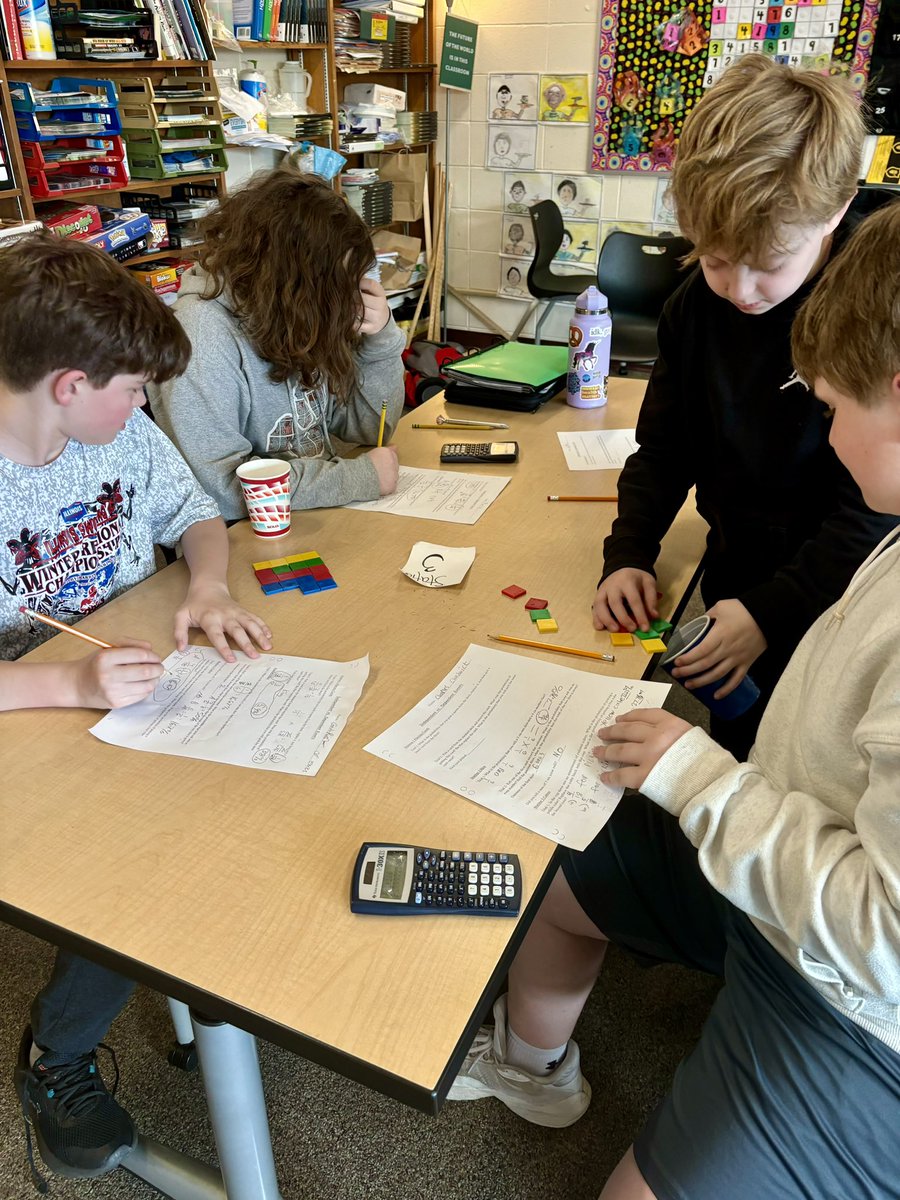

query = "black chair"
[
  {"left": 526, "top": 200, "right": 596, "bottom": 345},
  {"left": 596, "top": 231, "right": 692, "bottom": 372}
]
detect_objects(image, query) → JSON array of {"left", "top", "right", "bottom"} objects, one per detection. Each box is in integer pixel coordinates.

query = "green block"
[
  {"left": 649, "top": 617, "right": 672, "bottom": 634},
  {"left": 289, "top": 556, "right": 323, "bottom": 570},
  {"left": 530, "top": 608, "right": 551, "bottom": 622}
]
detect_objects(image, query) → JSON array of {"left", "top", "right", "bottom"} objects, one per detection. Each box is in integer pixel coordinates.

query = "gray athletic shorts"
[{"left": 561, "top": 796, "right": 900, "bottom": 1200}]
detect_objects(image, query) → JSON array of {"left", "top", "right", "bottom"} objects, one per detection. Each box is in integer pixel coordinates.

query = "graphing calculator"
[
  {"left": 440, "top": 441, "right": 519, "bottom": 464},
  {"left": 350, "top": 844, "right": 522, "bottom": 917}
]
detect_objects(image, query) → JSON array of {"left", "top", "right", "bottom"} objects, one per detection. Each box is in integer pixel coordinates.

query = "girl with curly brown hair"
[{"left": 149, "top": 166, "right": 405, "bottom": 520}]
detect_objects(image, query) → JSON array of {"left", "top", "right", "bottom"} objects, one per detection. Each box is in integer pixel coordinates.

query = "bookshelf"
[{"left": 0, "top": 0, "right": 438, "bottom": 266}]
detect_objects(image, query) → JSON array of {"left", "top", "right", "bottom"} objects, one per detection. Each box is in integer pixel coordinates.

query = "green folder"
[{"left": 444, "top": 342, "right": 568, "bottom": 393}]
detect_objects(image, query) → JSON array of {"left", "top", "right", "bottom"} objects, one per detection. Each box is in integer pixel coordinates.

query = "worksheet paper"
[
  {"left": 401, "top": 542, "right": 476, "bottom": 588},
  {"left": 90, "top": 646, "right": 369, "bottom": 776},
  {"left": 344, "top": 466, "right": 510, "bottom": 524},
  {"left": 557, "top": 429, "right": 638, "bottom": 471},
  {"left": 364, "top": 644, "right": 670, "bottom": 849}
]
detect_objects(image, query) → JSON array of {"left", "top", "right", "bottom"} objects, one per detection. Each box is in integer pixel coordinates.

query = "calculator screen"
[{"left": 379, "top": 850, "right": 408, "bottom": 899}]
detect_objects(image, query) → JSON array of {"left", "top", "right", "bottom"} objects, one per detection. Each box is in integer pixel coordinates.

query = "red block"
[
  {"left": 254, "top": 568, "right": 279, "bottom": 585},
  {"left": 501, "top": 584, "right": 526, "bottom": 599},
  {"left": 525, "top": 596, "right": 549, "bottom": 610},
  {"left": 310, "top": 564, "right": 332, "bottom": 581}
]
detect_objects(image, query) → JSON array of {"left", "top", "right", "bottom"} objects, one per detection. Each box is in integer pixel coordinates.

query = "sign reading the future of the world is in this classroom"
[
  {"left": 591, "top": 1, "right": 881, "bottom": 174},
  {"left": 439, "top": 15, "right": 478, "bottom": 92}
]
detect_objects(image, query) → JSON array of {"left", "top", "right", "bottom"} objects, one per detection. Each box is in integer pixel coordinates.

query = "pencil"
[
  {"left": 413, "top": 421, "right": 509, "bottom": 430},
  {"left": 20, "top": 606, "right": 112, "bottom": 649},
  {"left": 377, "top": 401, "right": 388, "bottom": 448},
  {"left": 436, "top": 417, "right": 509, "bottom": 429},
  {"left": 547, "top": 495, "right": 618, "bottom": 503},
  {"left": 489, "top": 633, "right": 615, "bottom": 663}
]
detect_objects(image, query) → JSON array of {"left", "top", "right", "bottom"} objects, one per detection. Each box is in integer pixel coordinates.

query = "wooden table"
[{"left": 0, "top": 383, "right": 706, "bottom": 1199}]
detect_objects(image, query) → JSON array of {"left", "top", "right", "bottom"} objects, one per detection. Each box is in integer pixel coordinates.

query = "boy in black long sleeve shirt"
[{"left": 593, "top": 60, "right": 895, "bottom": 757}]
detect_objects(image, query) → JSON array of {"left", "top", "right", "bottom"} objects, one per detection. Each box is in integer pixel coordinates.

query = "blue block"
[
  {"left": 261, "top": 582, "right": 285, "bottom": 595},
  {"left": 316, "top": 577, "right": 338, "bottom": 591},
  {"left": 297, "top": 575, "right": 319, "bottom": 594}
]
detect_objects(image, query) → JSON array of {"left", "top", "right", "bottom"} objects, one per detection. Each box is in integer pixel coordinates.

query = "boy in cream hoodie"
[{"left": 450, "top": 203, "right": 900, "bottom": 1200}]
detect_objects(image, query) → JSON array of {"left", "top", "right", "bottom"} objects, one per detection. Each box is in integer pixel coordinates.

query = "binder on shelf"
[
  {"left": 1, "top": 0, "right": 25, "bottom": 59},
  {"left": 442, "top": 342, "right": 569, "bottom": 395}
]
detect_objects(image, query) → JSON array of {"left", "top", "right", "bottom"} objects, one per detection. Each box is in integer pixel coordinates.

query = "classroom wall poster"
[
  {"left": 498, "top": 256, "right": 530, "bottom": 299},
  {"left": 591, "top": 1, "right": 882, "bottom": 173},
  {"left": 502, "top": 171, "right": 552, "bottom": 212}
]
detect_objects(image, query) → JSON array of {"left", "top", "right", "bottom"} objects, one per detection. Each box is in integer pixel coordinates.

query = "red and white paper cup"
[{"left": 235, "top": 459, "right": 292, "bottom": 538}]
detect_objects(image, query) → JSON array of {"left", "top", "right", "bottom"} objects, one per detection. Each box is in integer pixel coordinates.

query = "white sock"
[
  {"left": 505, "top": 1026, "right": 568, "bottom": 1076},
  {"left": 29, "top": 1040, "right": 46, "bottom": 1068}
]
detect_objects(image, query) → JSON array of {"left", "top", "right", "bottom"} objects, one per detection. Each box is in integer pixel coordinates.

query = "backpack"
[{"left": 401, "top": 339, "right": 465, "bottom": 408}]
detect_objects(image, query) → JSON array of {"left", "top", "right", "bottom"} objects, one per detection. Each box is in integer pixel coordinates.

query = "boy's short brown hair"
[
  {"left": 0, "top": 232, "right": 190, "bottom": 391},
  {"left": 792, "top": 201, "right": 900, "bottom": 407},
  {"left": 672, "top": 56, "right": 865, "bottom": 265}
]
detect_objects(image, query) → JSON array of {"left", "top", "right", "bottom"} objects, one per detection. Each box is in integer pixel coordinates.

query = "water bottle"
[{"left": 566, "top": 286, "right": 612, "bottom": 408}]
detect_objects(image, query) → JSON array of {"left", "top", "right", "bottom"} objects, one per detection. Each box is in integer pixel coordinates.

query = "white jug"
[{"left": 278, "top": 62, "right": 313, "bottom": 113}]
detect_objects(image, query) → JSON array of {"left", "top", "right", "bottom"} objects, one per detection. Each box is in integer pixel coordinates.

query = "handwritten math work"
[
  {"left": 91, "top": 646, "right": 369, "bottom": 776},
  {"left": 365, "top": 643, "right": 670, "bottom": 848}
]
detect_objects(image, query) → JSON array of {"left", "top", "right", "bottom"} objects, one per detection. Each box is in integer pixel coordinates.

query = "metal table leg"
[{"left": 124, "top": 1014, "right": 284, "bottom": 1200}]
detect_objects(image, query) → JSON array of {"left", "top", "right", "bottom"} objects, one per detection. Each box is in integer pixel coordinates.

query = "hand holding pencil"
[{"left": 18, "top": 607, "right": 164, "bottom": 710}]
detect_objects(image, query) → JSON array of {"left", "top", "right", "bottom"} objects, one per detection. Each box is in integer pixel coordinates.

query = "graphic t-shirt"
[
  {"left": 0, "top": 410, "right": 218, "bottom": 661},
  {"left": 263, "top": 381, "right": 328, "bottom": 460}
]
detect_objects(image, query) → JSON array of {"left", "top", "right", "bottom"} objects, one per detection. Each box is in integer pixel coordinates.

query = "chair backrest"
[
  {"left": 526, "top": 200, "right": 596, "bottom": 298},
  {"left": 596, "top": 232, "right": 692, "bottom": 320}
]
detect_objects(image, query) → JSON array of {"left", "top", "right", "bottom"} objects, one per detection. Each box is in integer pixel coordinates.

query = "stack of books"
[
  {"left": 339, "top": 0, "right": 423, "bottom": 24},
  {"left": 396, "top": 110, "right": 437, "bottom": 145},
  {"left": 267, "top": 112, "right": 332, "bottom": 140},
  {"left": 341, "top": 174, "right": 392, "bottom": 227}
]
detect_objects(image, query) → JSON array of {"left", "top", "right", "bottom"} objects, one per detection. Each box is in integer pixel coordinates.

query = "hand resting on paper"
[{"left": 594, "top": 708, "right": 692, "bottom": 790}]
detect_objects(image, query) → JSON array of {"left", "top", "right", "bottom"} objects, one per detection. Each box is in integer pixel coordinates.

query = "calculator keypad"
[{"left": 412, "top": 848, "right": 521, "bottom": 914}]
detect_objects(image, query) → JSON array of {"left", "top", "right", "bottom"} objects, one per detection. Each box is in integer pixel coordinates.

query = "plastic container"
[
  {"left": 566, "top": 286, "right": 612, "bottom": 409},
  {"left": 238, "top": 61, "right": 268, "bottom": 131},
  {"left": 16, "top": 0, "right": 56, "bottom": 60},
  {"left": 277, "top": 62, "right": 312, "bottom": 113}
]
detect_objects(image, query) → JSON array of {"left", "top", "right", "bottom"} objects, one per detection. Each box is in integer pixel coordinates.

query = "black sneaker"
[{"left": 14, "top": 1027, "right": 137, "bottom": 1188}]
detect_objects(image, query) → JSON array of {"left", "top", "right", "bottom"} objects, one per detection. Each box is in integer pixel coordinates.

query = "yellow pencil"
[
  {"left": 547, "top": 495, "right": 618, "bottom": 502},
  {"left": 413, "top": 422, "right": 508, "bottom": 430},
  {"left": 489, "top": 633, "right": 615, "bottom": 663},
  {"left": 20, "top": 606, "right": 112, "bottom": 649},
  {"left": 377, "top": 401, "right": 388, "bottom": 448}
]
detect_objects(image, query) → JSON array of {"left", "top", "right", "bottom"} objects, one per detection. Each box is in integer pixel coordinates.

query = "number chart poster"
[{"left": 591, "top": 1, "right": 881, "bottom": 173}]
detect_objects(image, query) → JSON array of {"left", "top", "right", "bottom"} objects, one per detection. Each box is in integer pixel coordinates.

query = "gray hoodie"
[{"left": 148, "top": 266, "right": 406, "bottom": 521}]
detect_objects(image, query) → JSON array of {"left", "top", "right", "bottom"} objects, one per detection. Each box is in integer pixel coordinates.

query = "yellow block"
[
  {"left": 535, "top": 618, "right": 559, "bottom": 633},
  {"left": 609, "top": 632, "right": 634, "bottom": 646},
  {"left": 640, "top": 637, "right": 667, "bottom": 653},
  {"left": 252, "top": 560, "right": 273, "bottom": 570}
]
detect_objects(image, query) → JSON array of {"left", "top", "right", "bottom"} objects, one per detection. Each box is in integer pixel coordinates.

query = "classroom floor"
[{"left": 0, "top": 596, "right": 720, "bottom": 1200}]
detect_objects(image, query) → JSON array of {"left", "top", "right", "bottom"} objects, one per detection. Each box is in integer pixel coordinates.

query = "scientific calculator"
[
  {"left": 440, "top": 441, "right": 519, "bottom": 464},
  {"left": 350, "top": 843, "right": 522, "bottom": 916}
]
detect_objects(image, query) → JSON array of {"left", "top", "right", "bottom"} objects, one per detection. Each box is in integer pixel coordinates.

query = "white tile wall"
[{"left": 437, "top": 0, "right": 656, "bottom": 340}]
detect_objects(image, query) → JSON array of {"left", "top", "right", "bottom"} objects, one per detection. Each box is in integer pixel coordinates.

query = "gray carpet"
[{"left": 0, "top": 592, "right": 720, "bottom": 1200}]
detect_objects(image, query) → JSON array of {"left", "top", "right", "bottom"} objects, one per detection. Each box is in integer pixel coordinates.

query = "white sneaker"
[{"left": 446, "top": 995, "right": 591, "bottom": 1128}]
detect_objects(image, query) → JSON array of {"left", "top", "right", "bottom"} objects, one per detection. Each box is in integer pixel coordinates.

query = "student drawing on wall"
[
  {"left": 542, "top": 82, "right": 583, "bottom": 122},
  {"left": 502, "top": 264, "right": 525, "bottom": 296},
  {"left": 555, "top": 179, "right": 596, "bottom": 217},
  {"left": 504, "top": 222, "right": 533, "bottom": 256},
  {"left": 490, "top": 132, "right": 527, "bottom": 169},
  {"left": 491, "top": 84, "right": 532, "bottom": 120},
  {"left": 507, "top": 179, "right": 530, "bottom": 214},
  {"left": 555, "top": 229, "right": 593, "bottom": 262}
]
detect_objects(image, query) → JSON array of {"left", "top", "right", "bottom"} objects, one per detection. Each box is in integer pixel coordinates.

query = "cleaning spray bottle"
[
  {"left": 566, "top": 285, "right": 612, "bottom": 408},
  {"left": 16, "top": 0, "right": 56, "bottom": 60},
  {"left": 238, "top": 60, "right": 268, "bottom": 131}
]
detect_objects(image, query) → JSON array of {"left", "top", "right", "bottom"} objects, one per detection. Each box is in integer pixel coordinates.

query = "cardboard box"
[{"left": 343, "top": 82, "right": 406, "bottom": 111}]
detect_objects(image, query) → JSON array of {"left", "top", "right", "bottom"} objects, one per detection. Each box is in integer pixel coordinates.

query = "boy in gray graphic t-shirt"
[{"left": 0, "top": 234, "right": 272, "bottom": 1187}]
